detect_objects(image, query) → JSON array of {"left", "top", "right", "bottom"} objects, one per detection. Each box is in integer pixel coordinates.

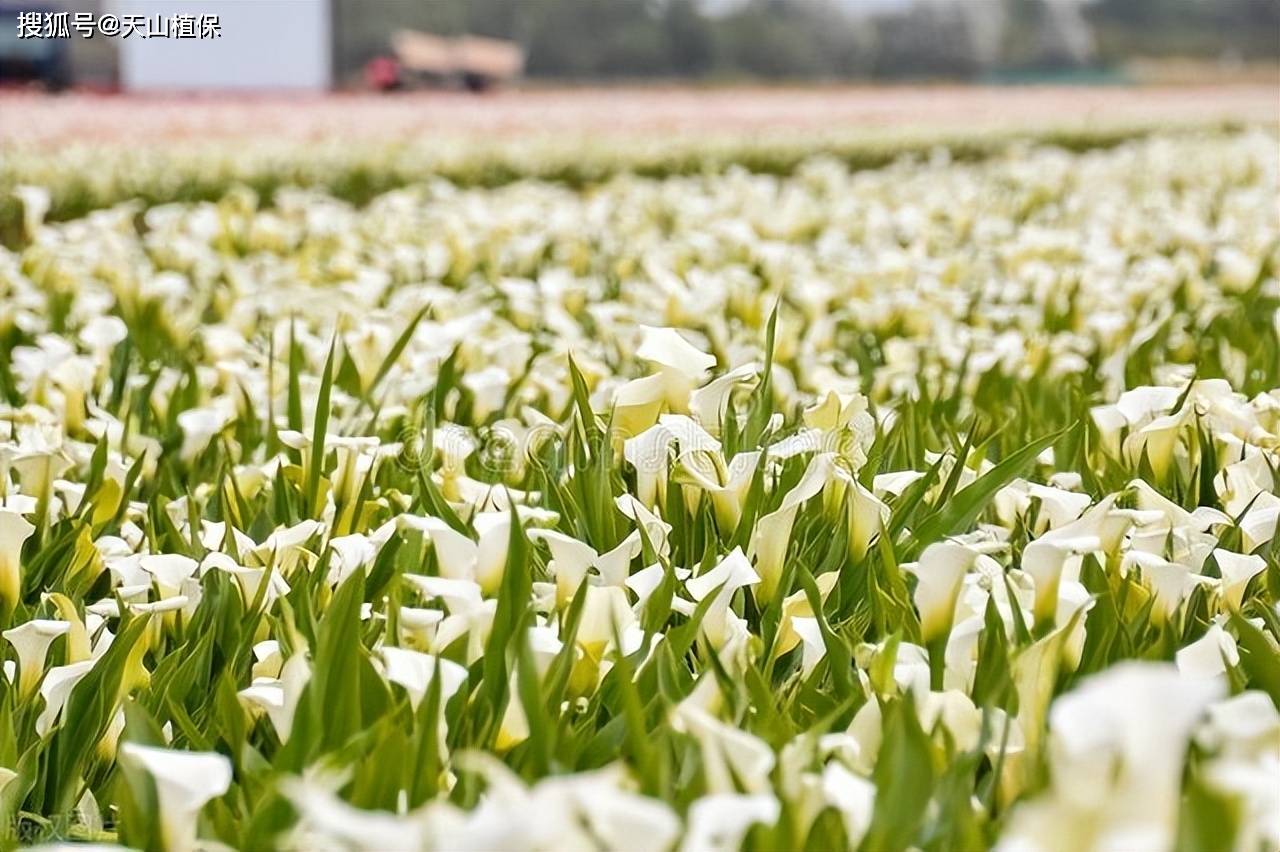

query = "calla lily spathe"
[
  {"left": 1213, "top": 548, "right": 1267, "bottom": 612},
  {"left": 682, "top": 793, "right": 780, "bottom": 852},
  {"left": 36, "top": 659, "right": 96, "bottom": 737},
  {"left": 529, "top": 527, "right": 641, "bottom": 606},
  {"left": 749, "top": 453, "right": 832, "bottom": 601},
  {"left": 401, "top": 512, "right": 514, "bottom": 595},
  {"left": 120, "top": 743, "right": 233, "bottom": 852},
  {"left": 999, "top": 663, "right": 1222, "bottom": 852},
  {"left": 3, "top": 619, "right": 70, "bottom": 699},
  {"left": 0, "top": 509, "right": 36, "bottom": 614},
  {"left": 238, "top": 651, "right": 311, "bottom": 742},
  {"left": 908, "top": 542, "right": 979, "bottom": 644},
  {"left": 611, "top": 326, "right": 717, "bottom": 437},
  {"left": 685, "top": 547, "right": 759, "bottom": 652}
]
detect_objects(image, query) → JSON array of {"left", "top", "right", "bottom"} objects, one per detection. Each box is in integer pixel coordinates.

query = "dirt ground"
[{"left": 1, "top": 83, "right": 1275, "bottom": 147}]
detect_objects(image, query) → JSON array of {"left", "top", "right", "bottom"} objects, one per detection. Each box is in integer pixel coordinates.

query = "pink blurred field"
[{"left": 1, "top": 84, "right": 1275, "bottom": 147}]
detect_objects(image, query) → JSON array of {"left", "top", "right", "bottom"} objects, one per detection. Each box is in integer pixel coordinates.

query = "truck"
[{"left": 0, "top": 5, "right": 72, "bottom": 91}]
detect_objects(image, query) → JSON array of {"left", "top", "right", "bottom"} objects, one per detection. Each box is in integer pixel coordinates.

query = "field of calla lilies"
[{"left": 0, "top": 124, "right": 1278, "bottom": 851}]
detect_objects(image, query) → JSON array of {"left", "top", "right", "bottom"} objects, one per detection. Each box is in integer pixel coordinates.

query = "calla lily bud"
[
  {"left": 43, "top": 592, "right": 92, "bottom": 662},
  {"left": 773, "top": 572, "right": 837, "bottom": 663},
  {"left": 0, "top": 509, "right": 36, "bottom": 614},
  {"left": 495, "top": 672, "right": 530, "bottom": 752}
]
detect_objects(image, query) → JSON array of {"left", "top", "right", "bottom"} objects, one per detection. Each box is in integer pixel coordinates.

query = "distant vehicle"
[
  {"left": 367, "top": 31, "right": 523, "bottom": 93},
  {"left": 0, "top": 6, "right": 71, "bottom": 91}
]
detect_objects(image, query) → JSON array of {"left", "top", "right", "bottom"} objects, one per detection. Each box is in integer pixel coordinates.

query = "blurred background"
[
  {"left": 0, "top": 0, "right": 1275, "bottom": 274},
  {"left": 2, "top": 0, "right": 1277, "bottom": 93}
]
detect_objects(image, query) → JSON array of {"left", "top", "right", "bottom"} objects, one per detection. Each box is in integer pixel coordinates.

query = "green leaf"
[
  {"left": 478, "top": 502, "right": 531, "bottom": 742},
  {"left": 307, "top": 336, "right": 337, "bottom": 516},
  {"left": 311, "top": 567, "right": 367, "bottom": 752},
  {"left": 864, "top": 694, "right": 935, "bottom": 852},
  {"left": 909, "top": 424, "right": 1071, "bottom": 552},
  {"left": 1233, "top": 614, "right": 1280, "bottom": 707}
]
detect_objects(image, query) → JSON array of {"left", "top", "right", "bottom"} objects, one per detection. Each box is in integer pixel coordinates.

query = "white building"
[{"left": 115, "top": 0, "right": 331, "bottom": 91}]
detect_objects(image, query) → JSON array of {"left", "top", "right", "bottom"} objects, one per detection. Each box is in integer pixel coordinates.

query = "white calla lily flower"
[
  {"left": 690, "top": 363, "right": 759, "bottom": 436},
  {"left": 36, "top": 659, "right": 97, "bottom": 736},
  {"left": 673, "top": 703, "right": 775, "bottom": 794},
  {"left": 119, "top": 743, "right": 233, "bottom": 852},
  {"left": 1213, "top": 548, "right": 1267, "bottom": 612},
  {"left": 907, "top": 542, "right": 979, "bottom": 644},
  {"left": 139, "top": 553, "right": 200, "bottom": 600},
  {"left": 529, "top": 528, "right": 640, "bottom": 606},
  {"left": 176, "top": 405, "right": 233, "bottom": 463},
  {"left": 284, "top": 778, "right": 429, "bottom": 851},
  {"left": 378, "top": 646, "right": 467, "bottom": 711},
  {"left": 686, "top": 547, "right": 759, "bottom": 651},
  {"left": 1122, "top": 550, "right": 1196, "bottom": 626},
  {"left": 821, "top": 762, "right": 876, "bottom": 848},
  {"left": 682, "top": 793, "right": 780, "bottom": 852},
  {"left": 238, "top": 652, "right": 311, "bottom": 742},
  {"left": 1020, "top": 535, "right": 1098, "bottom": 628},
  {"left": 1175, "top": 623, "right": 1239, "bottom": 681},
  {"left": 749, "top": 453, "right": 832, "bottom": 601},
  {"left": 3, "top": 619, "right": 70, "bottom": 699},
  {"left": 1001, "top": 663, "right": 1221, "bottom": 852}
]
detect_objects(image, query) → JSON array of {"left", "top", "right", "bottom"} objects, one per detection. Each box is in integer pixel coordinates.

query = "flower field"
[{"left": 0, "top": 124, "right": 1278, "bottom": 850}]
